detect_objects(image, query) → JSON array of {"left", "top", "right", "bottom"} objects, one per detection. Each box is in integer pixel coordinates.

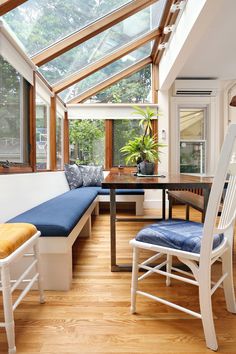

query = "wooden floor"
[{"left": 1, "top": 207, "right": 236, "bottom": 353}]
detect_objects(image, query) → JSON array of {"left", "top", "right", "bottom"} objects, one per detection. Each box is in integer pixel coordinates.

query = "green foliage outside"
[
  {"left": 69, "top": 120, "right": 105, "bottom": 166},
  {"left": 70, "top": 66, "right": 152, "bottom": 167}
]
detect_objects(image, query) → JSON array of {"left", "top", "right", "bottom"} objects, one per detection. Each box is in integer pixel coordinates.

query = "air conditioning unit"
[{"left": 173, "top": 79, "right": 220, "bottom": 96}]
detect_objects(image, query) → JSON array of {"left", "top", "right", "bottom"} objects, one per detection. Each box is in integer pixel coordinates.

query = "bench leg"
[
  {"left": 40, "top": 251, "right": 72, "bottom": 290},
  {"left": 135, "top": 198, "right": 144, "bottom": 216},
  {"left": 93, "top": 203, "right": 99, "bottom": 216},
  {"left": 79, "top": 216, "right": 92, "bottom": 237}
]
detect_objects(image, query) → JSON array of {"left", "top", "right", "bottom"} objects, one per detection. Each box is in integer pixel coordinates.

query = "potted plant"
[{"left": 120, "top": 106, "right": 164, "bottom": 175}]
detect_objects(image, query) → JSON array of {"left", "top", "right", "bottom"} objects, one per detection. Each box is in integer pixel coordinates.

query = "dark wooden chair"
[
  {"left": 167, "top": 188, "right": 223, "bottom": 222},
  {"left": 167, "top": 190, "right": 204, "bottom": 222}
]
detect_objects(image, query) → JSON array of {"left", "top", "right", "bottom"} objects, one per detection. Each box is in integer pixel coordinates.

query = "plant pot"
[{"left": 139, "top": 161, "right": 155, "bottom": 175}]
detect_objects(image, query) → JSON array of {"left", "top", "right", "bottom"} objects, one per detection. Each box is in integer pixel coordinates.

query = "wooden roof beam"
[
  {"left": 32, "top": 0, "right": 159, "bottom": 67},
  {"left": 0, "top": 0, "right": 27, "bottom": 15},
  {"left": 53, "top": 28, "right": 160, "bottom": 94},
  {"left": 151, "top": 0, "right": 178, "bottom": 64},
  {"left": 68, "top": 57, "right": 152, "bottom": 104}
]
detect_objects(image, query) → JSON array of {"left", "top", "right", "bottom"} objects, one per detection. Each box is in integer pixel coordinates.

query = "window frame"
[
  {"left": 0, "top": 62, "right": 33, "bottom": 174},
  {"left": 35, "top": 93, "right": 50, "bottom": 171},
  {"left": 105, "top": 118, "right": 157, "bottom": 171},
  {"left": 179, "top": 107, "right": 207, "bottom": 175}
]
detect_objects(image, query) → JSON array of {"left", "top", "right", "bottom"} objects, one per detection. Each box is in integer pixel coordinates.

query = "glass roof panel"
[
  {"left": 3, "top": 0, "right": 132, "bottom": 56},
  {"left": 59, "top": 43, "right": 151, "bottom": 103},
  {"left": 85, "top": 65, "right": 151, "bottom": 103},
  {"left": 38, "top": 0, "right": 166, "bottom": 85}
]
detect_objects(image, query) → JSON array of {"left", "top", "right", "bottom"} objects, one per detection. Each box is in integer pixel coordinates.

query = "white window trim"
[
  {"left": 36, "top": 93, "right": 51, "bottom": 170},
  {"left": 0, "top": 20, "right": 35, "bottom": 85},
  {"left": 170, "top": 96, "right": 220, "bottom": 176},
  {"left": 67, "top": 103, "right": 158, "bottom": 120}
]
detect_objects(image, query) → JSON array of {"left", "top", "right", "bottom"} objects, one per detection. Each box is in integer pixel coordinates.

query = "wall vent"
[{"left": 173, "top": 80, "right": 220, "bottom": 96}]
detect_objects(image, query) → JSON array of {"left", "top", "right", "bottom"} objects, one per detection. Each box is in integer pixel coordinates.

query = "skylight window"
[
  {"left": 59, "top": 44, "right": 151, "bottom": 103},
  {"left": 3, "top": 0, "right": 132, "bottom": 55},
  {"left": 38, "top": 3, "right": 163, "bottom": 85}
]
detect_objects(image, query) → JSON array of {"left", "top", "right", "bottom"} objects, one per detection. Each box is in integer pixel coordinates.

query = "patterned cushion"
[
  {"left": 78, "top": 165, "right": 104, "bottom": 187},
  {"left": 64, "top": 164, "right": 83, "bottom": 190},
  {"left": 135, "top": 219, "right": 224, "bottom": 253}
]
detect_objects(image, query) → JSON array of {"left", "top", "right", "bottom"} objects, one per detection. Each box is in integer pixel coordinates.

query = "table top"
[{"left": 102, "top": 172, "right": 213, "bottom": 189}]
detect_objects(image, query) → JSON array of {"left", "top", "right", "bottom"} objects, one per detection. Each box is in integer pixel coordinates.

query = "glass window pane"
[
  {"left": 39, "top": 3, "right": 163, "bottom": 84},
  {"left": 179, "top": 107, "right": 207, "bottom": 175},
  {"left": 3, "top": 0, "right": 132, "bottom": 55},
  {"left": 36, "top": 95, "right": 49, "bottom": 169},
  {"left": 180, "top": 108, "right": 205, "bottom": 140},
  {"left": 85, "top": 65, "right": 151, "bottom": 104},
  {"left": 59, "top": 46, "right": 151, "bottom": 103},
  {"left": 113, "top": 120, "right": 144, "bottom": 166},
  {"left": 0, "top": 55, "right": 30, "bottom": 164},
  {"left": 180, "top": 142, "right": 206, "bottom": 174},
  {"left": 69, "top": 120, "right": 105, "bottom": 166},
  {"left": 56, "top": 113, "right": 63, "bottom": 169}
]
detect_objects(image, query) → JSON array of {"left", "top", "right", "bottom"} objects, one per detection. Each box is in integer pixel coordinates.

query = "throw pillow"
[
  {"left": 78, "top": 165, "right": 104, "bottom": 187},
  {"left": 64, "top": 164, "right": 83, "bottom": 189}
]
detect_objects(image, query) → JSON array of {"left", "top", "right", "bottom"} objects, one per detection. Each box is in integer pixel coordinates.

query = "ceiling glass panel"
[
  {"left": 59, "top": 44, "right": 151, "bottom": 103},
  {"left": 85, "top": 65, "right": 151, "bottom": 104},
  {"left": 39, "top": 0, "right": 166, "bottom": 85},
  {"left": 3, "top": 0, "right": 132, "bottom": 56}
]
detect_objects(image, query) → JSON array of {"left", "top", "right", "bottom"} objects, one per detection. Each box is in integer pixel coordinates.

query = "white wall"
[
  {"left": 0, "top": 172, "right": 69, "bottom": 223},
  {"left": 144, "top": 90, "right": 170, "bottom": 209}
]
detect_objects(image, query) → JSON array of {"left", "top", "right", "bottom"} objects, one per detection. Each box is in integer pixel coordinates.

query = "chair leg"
[
  {"left": 221, "top": 249, "right": 236, "bottom": 313},
  {"left": 186, "top": 205, "right": 190, "bottom": 220},
  {"left": 131, "top": 246, "right": 140, "bottom": 314},
  {"left": 1, "top": 265, "right": 16, "bottom": 354},
  {"left": 166, "top": 254, "right": 172, "bottom": 286},
  {"left": 33, "top": 241, "right": 45, "bottom": 304},
  {"left": 199, "top": 275, "right": 218, "bottom": 351}
]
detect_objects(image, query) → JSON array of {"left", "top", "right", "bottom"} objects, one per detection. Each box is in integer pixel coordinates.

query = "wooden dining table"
[{"left": 102, "top": 172, "right": 213, "bottom": 271}]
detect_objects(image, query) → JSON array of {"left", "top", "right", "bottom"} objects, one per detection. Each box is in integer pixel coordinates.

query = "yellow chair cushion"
[{"left": 0, "top": 223, "right": 38, "bottom": 259}]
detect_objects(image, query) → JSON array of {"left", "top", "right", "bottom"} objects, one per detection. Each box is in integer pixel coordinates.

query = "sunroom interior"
[{"left": 0, "top": 0, "right": 236, "bottom": 353}]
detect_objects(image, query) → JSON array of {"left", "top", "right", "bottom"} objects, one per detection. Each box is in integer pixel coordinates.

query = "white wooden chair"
[
  {"left": 130, "top": 124, "right": 236, "bottom": 351},
  {"left": 0, "top": 223, "right": 44, "bottom": 354}
]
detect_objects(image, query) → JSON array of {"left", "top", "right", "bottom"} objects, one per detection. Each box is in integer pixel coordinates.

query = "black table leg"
[{"left": 162, "top": 188, "right": 166, "bottom": 219}]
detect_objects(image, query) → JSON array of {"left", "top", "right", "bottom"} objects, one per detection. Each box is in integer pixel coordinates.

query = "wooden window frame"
[
  {"left": 105, "top": 119, "right": 157, "bottom": 172},
  {"left": 0, "top": 70, "right": 35, "bottom": 174}
]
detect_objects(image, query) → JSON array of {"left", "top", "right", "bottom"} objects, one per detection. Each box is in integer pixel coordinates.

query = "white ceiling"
[{"left": 178, "top": 0, "right": 236, "bottom": 80}]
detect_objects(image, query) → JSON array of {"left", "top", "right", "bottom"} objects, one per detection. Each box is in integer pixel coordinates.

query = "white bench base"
[{"left": 10, "top": 193, "right": 144, "bottom": 291}]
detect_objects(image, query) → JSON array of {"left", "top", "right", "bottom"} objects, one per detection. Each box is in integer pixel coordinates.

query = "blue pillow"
[
  {"left": 78, "top": 165, "right": 104, "bottom": 187},
  {"left": 64, "top": 164, "right": 83, "bottom": 189}
]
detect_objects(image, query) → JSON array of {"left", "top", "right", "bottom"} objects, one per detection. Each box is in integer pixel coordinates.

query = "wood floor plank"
[{"left": 0, "top": 206, "right": 235, "bottom": 353}]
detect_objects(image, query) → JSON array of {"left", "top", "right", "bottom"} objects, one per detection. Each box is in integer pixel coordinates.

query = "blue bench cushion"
[
  {"left": 8, "top": 188, "right": 98, "bottom": 237},
  {"left": 135, "top": 219, "right": 224, "bottom": 253},
  {"left": 94, "top": 187, "right": 144, "bottom": 195}
]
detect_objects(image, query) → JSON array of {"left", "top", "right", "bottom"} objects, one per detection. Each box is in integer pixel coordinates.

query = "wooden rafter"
[
  {"left": 0, "top": 0, "right": 27, "bottom": 15},
  {"left": 152, "top": 63, "right": 159, "bottom": 103},
  {"left": 68, "top": 57, "right": 152, "bottom": 104},
  {"left": 151, "top": 0, "right": 179, "bottom": 64},
  {"left": 53, "top": 28, "right": 160, "bottom": 94},
  {"left": 32, "top": 0, "right": 159, "bottom": 67}
]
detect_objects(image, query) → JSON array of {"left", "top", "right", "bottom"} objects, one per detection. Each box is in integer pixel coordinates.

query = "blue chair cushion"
[
  {"left": 7, "top": 188, "right": 98, "bottom": 237},
  {"left": 94, "top": 187, "right": 144, "bottom": 195},
  {"left": 135, "top": 219, "right": 224, "bottom": 253}
]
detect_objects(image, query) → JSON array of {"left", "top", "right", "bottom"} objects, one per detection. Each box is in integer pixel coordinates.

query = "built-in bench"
[{"left": 0, "top": 171, "right": 144, "bottom": 290}]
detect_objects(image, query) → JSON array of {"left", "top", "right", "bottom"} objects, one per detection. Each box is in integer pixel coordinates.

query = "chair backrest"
[{"left": 200, "top": 124, "right": 236, "bottom": 264}]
